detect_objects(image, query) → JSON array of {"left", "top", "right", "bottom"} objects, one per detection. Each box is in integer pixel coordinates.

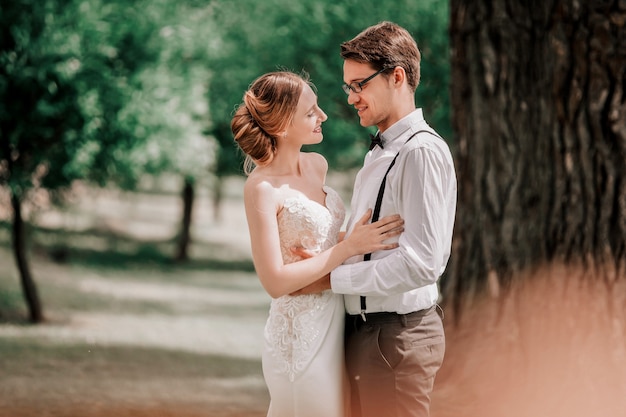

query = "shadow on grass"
[
  {"left": 0, "top": 221, "right": 259, "bottom": 323},
  {"left": 0, "top": 337, "right": 269, "bottom": 416},
  {"left": 0, "top": 220, "right": 255, "bottom": 272},
  {"left": 48, "top": 244, "right": 256, "bottom": 273},
  {"left": 0, "top": 337, "right": 262, "bottom": 379}
]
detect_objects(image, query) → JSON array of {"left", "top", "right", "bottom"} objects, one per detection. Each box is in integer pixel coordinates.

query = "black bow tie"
[{"left": 369, "top": 133, "right": 383, "bottom": 150}]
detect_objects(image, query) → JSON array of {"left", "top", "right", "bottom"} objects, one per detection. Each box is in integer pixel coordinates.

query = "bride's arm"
[{"left": 245, "top": 179, "right": 402, "bottom": 299}]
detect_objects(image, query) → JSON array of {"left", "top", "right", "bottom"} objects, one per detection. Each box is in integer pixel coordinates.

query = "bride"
[{"left": 231, "top": 71, "right": 404, "bottom": 417}]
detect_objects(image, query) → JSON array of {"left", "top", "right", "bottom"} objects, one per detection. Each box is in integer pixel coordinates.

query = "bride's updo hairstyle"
[{"left": 231, "top": 71, "right": 309, "bottom": 174}]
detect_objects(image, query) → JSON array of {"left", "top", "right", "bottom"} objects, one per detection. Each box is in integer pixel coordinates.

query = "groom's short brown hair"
[{"left": 340, "top": 21, "right": 421, "bottom": 92}]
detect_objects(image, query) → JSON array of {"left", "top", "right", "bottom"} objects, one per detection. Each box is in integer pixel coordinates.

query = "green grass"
[
  {"left": 0, "top": 337, "right": 261, "bottom": 380},
  {"left": 0, "top": 203, "right": 269, "bottom": 416},
  {"left": 0, "top": 285, "right": 26, "bottom": 322}
]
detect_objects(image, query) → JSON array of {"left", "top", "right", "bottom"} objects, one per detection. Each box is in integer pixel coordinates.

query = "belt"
[{"left": 347, "top": 305, "right": 438, "bottom": 327}]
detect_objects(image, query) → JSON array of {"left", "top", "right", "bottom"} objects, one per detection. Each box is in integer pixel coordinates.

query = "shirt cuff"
[{"left": 330, "top": 264, "right": 353, "bottom": 294}]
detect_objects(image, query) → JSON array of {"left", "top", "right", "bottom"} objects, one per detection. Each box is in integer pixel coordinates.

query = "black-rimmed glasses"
[{"left": 342, "top": 67, "right": 392, "bottom": 95}]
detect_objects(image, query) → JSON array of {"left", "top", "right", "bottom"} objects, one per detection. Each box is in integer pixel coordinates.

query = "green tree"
[
  {"left": 119, "top": 3, "right": 216, "bottom": 260},
  {"left": 205, "top": 0, "right": 451, "bottom": 210},
  {"left": 1, "top": 0, "right": 88, "bottom": 322},
  {"left": 0, "top": 0, "right": 179, "bottom": 321}
]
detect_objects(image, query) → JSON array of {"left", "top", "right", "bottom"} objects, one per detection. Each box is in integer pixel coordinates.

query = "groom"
[
  {"left": 296, "top": 22, "right": 456, "bottom": 417},
  {"left": 332, "top": 21, "right": 456, "bottom": 417}
]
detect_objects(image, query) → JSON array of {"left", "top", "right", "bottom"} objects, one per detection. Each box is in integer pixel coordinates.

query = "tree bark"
[
  {"left": 175, "top": 177, "right": 195, "bottom": 262},
  {"left": 444, "top": 0, "right": 626, "bottom": 308},
  {"left": 11, "top": 192, "right": 44, "bottom": 323}
]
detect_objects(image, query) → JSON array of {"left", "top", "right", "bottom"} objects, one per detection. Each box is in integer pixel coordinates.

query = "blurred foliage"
[
  {"left": 121, "top": 1, "right": 216, "bottom": 184},
  {"left": 206, "top": 0, "right": 451, "bottom": 173},
  {"left": 1, "top": 0, "right": 86, "bottom": 195},
  {"left": 1, "top": 0, "right": 450, "bottom": 191},
  {"left": 0, "top": 0, "right": 449, "bottom": 320},
  {"left": 0, "top": 0, "right": 215, "bottom": 198}
]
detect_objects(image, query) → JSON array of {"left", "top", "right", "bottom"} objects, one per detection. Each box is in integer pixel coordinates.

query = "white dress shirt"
[{"left": 331, "top": 109, "right": 457, "bottom": 315}]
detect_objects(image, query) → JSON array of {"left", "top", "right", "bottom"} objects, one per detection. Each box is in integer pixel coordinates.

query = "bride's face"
[{"left": 283, "top": 83, "right": 328, "bottom": 146}]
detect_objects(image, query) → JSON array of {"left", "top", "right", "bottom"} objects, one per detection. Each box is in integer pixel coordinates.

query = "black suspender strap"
[{"left": 359, "top": 130, "right": 437, "bottom": 321}]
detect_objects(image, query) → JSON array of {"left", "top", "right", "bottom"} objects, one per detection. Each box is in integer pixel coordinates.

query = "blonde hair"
[{"left": 231, "top": 71, "right": 310, "bottom": 174}]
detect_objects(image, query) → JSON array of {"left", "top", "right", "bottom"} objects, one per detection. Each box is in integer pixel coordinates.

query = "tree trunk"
[
  {"left": 212, "top": 176, "right": 224, "bottom": 223},
  {"left": 175, "top": 177, "right": 195, "bottom": 262},
  {"left": 11, "top": 192, "right": 44, "bottom": 323},
  {"left": 444, "top": 0, "right": 626, "bottom": 309}
]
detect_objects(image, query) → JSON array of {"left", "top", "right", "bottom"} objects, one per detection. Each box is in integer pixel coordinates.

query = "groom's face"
[{"left": 342, "top": 59, "right": 395, "bottom": 132}]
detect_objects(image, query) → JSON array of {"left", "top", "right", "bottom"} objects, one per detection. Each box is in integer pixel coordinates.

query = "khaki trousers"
[{"left": 345, "top": 306, "right": 445, "bottom": 417}]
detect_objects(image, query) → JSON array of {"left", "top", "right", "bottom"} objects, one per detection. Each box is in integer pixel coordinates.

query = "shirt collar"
[{"left": 378, "top": 108, "right": 425, "bottom": 146}]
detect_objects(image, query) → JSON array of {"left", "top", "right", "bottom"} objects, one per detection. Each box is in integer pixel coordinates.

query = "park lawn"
[
  {"left": 0, "top": 243, "right": 271, "bottom": 417},
  {"left": 2, "top": 177, "right": 626, "bottom": 417}
]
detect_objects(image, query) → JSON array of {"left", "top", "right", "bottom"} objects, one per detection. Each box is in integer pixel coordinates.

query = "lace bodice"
[
  {"left": 277, "top": 185, "right": 345, "bottom": 262},
  {"left": 265, "top": 185, "right": 346, "bottom": 381}
]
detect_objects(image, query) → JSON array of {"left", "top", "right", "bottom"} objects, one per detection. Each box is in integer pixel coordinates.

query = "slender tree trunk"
[
  {"left": 212, "top": 176, "right": 224, "bottom": 223},
  {"left": 11, "top": 192, "right": 44, "bottom": 323},
  {"left": 175, "top": 177, "right": 195, "bottom": 262},
  {"left": 444, "top": 0, "right": 626, "bottom": 310}
]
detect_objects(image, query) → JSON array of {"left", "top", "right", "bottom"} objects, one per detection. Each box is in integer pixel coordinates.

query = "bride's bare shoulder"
[
  {"left": 301, "top": 152, "right": 328, "bottom": 177},
  {"left": 244, "top": 170, "right": 275, "bottom": 195}
]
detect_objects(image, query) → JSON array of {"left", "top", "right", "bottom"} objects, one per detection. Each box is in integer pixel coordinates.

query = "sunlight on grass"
[
  {"left": 0, "top": 181, "right": 271, "bottom": 416},
  {"left": 0, "top": 239, "right": 270, "bottom": 416}
]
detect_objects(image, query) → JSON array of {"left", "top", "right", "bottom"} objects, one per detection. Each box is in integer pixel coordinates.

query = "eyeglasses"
[{"left": 342, "top": 67, "right": 392, "bottom": 95}]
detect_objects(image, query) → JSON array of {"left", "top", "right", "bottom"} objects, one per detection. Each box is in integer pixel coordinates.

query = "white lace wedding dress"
[{"left": 263, "top": 185, "right": 348, "bottom": 417}]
